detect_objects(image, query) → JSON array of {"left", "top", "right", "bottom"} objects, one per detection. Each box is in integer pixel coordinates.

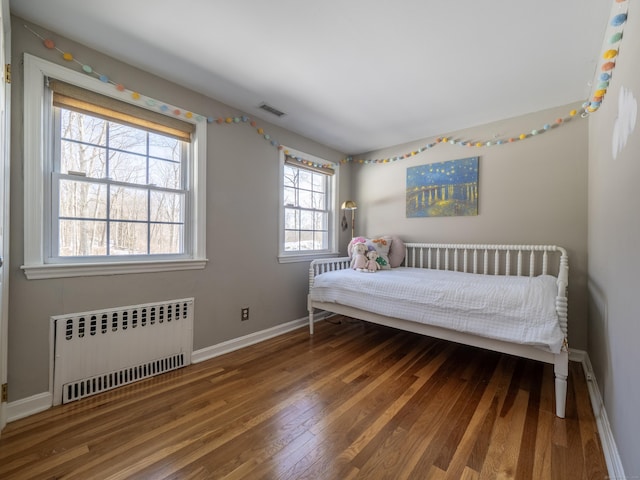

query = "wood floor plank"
[{"left": 0, "top": 318, "right": 608, "bottom": 480}]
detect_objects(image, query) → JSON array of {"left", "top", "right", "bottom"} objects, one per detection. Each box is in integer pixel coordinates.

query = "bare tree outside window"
[
  {"left": 57, "top": 109, "right": 185, "bottom": 257},
  {"left": 283, "top": 164, "right": 329, "bottom": 252}
]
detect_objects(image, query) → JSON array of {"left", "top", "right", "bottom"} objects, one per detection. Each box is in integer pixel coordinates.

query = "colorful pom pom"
[
  {"left": 116, "top": 84, "right": 125, "bottom": 92},
  {"left": 611, "top": 13, "right": 627, "bottom": 26},
  {"left": 99, "top": 74, "right": 109, "bottom": 83},
  {"left": 43, "top": 38, "right": 55, "bottom": 49},
  {"left": 603, "top": 49, "right": 618, "bottom": 59},
  {"left": 82, "top": 65, "right": 93, "bottom": 74},
  {"left": 131, "top": 92, "right": 141, "bottom": 100},
  {"left": 62, "top": 52, "right": 73, "bottom": 61},
  {"left": 601, "top": 61, "right": 615, "bottom": 71},
  {"left": 609, "top": 32, "right": 623, "bottom": 44}
]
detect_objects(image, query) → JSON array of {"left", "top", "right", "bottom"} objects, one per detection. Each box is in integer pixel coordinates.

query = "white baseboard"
[
  {"left": 191, "top": 312, "right": 329, "bottom": 364},
  {"left": 7, "top": 391, "right": 53, "bottom": 423},
  {"left": 7, "top": 314, "right": 328, "bottom": 423},
  {"left": 570, "top": 349, "right": 626, "bottom": 479}
]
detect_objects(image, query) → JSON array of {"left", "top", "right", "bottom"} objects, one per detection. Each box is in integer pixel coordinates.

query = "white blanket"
[{"left": 310, "top": 267, "right": 565, "bottom": 353}]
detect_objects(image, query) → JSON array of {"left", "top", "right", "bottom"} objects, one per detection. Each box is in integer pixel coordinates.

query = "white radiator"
[{"left": 51, "top": 298, "right": 194, "bottom": 405}]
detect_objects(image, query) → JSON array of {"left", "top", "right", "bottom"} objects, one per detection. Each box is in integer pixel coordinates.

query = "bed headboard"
[{"left": 404, "top": 243, "right": 568, "bottom": 278}]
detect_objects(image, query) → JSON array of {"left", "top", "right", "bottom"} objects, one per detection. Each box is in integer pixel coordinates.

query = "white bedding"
[{"left": 310, "top": 267, "right": 565, "bottom": 353}]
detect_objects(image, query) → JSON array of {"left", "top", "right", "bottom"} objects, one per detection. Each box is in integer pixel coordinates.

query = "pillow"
[
  {"left": 348, "top": 236, "right": 392, "bottom": 269},
  {"left": 387, "top": 235, "right": 406, "bottom": 268}
]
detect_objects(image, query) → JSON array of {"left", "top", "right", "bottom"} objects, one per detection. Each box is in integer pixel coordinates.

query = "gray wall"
[
  {"left": 350, "top": 104, "right": 589, "bottom": 350},
  {"left": 8, "top": 17, "right": 350, "bottom": 401},
  {"left": 588, "top": 3, "right": 640, "bottom": 476}
]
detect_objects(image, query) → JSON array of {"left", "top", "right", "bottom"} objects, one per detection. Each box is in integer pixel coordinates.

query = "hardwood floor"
[{"left": 0, "top": 318, "right": 608, "bottom": 479}]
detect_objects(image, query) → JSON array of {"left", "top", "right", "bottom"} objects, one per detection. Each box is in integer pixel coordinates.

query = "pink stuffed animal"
[
  {"left": 351, "top": 242, "right": 368, "bottom": 270},
  {"left": 364, "top": 250, "right": 380, "bottom": 272}
]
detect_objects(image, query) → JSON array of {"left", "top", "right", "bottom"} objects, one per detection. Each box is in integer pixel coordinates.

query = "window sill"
[
  {"left": 21, "top": 258, "right": 208, "bottom": 280},
  {"left": 278, "top": 252, "right": 339, "bottom": 264}
]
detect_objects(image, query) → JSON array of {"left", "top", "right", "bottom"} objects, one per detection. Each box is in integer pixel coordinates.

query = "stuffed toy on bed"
[
  {"left": 350, "top": 242, "right": 368, "bottom": 270},
  {"left": 363, "top": 250, "right": 381, "bottom": 272}
]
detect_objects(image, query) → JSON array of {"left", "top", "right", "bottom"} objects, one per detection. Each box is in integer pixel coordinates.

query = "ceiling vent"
[{"left": 259, "top": 103, "right": 286, "bottom": 118}]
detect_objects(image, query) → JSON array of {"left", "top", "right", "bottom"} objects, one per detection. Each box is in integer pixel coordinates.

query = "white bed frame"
[{"left": 308, "top": 243, "right": 569, "bottom": 418}]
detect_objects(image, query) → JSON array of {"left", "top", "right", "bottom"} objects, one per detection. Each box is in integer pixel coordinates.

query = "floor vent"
[{"left": 51, "top": 298, "right": 193, "bottom": 405}]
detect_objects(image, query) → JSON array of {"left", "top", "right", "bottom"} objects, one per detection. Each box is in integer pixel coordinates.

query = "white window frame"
[
  {"left": 278, "top": 146, "right": 339, "bottom": 263},
  {"left": 21, "top": 54, "right": 207, "bottom": 279}
]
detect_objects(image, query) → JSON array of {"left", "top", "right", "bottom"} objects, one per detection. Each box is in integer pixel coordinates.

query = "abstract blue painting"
[{"left": 406, "top": 157, "right": 479, "bottom": 217}]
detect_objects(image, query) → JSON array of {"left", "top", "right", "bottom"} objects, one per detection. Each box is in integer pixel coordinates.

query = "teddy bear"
[
  {"left": 363, "top": 250, "right": 380, "bottom": 272},
  {"left": 350, "top": 241, "right": 368, "bottom": 270}
]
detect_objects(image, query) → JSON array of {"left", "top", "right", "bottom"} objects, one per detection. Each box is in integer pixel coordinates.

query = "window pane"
[
  {"left": 283, "top": 187, "right": 296, "bottom": 207},
  {"left": 149, "top": 158, "right": 181, "bottom": 189},
  {"left": 60, "top": 141, "right": 107, "bottom": 178},
  {"left": 314, "top": 231, "right": 327, "bottom": 250},
  {"left": 109, "top": 123, "right": 148, "bottom": 154},
  {"left": 300, "top": 211, "right": 314, "bottom": 230},
  {"left": 148, "top": 132, "right": 180, "bottom": 160},
  {"left": 284, "top": 230, "right": 299, "bottom": 251},
  {"left": 314, "top": 212, "right": 327, "bottom": 230},
  {"left": 312, "top": 173, "right": 325, "bottom": 192},
  {"left": 150, "top": 223, "right": 182, "bottom": 254},
  {"left": 300, "top": 230, "right": 313, "bottom": 251},
  {"left": 150, "top": 191, "right": 184, "bottom": 223},
  {"left": 59, "top": 179, "right": 107, "bottom": 219},
  {"left": 109, "top": 151, "right": 147, "bottom": 184},
  {"left": 61, "top": 109, "right": 106, "bottom": 146},
  {"left": 110, "top": 186, "right": 148, "bottom": 221},
  {"left": 110, "top": 222, "right": 148, "bottom": 255},
  {"left": 284, "top": 208, "right": 299, "bottom": 229},
  {"left": 312, "top": 191, "right": 325, "bottom": 209},
  {"left": 283, "top": 165, "right": 297, "bottom": 188},
  {"left": 59, "top": 219, "right": 107, "bottom": 256},
  {"left": 299, "top": 189, "right": 312, "bottom": 209},
  {"left": 299, "top": 170, "right": 312, "bottom": 190}
]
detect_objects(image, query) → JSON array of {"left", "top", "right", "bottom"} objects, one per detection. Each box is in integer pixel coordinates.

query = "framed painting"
[{"left": 406, "top": 157, "right": 479, "bottom": 217}]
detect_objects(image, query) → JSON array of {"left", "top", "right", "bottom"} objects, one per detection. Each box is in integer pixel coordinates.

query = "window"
[
  {"left": 22, "top": 54, "right": 207, "bottom": 279},
  {"left": 278, "top": 147, "right": 338, "bottom": 262}
]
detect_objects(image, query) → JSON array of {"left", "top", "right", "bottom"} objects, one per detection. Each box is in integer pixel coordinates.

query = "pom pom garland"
[{"left": 24, "top": 0, "right": 628, "bottom": 167}]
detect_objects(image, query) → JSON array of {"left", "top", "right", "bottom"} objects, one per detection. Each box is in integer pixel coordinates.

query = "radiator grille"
[{"left": 52, "top": 298, "right": 193, "bottom": 405}]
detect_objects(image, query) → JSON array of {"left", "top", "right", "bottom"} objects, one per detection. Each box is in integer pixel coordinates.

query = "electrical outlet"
[{"left": 241, "top": 307, "right": 249, "bottom": 321}]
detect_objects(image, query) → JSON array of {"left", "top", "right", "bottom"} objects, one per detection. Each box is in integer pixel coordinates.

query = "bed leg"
[
  {"left": 309, "top": 309, "right": 314, "bottom": 335},
  {"left": 554, "top": 351, "right": 569, "bottom": 418}
]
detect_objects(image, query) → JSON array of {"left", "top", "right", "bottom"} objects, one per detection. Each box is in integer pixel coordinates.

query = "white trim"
[
  {"left": 8, "top": 313, "right": 329, "bottom": 422},
  {"left": 22, "top": 258, "right": 207, "bottom": 280},
  {"left": 7, "top": 392, "right": 53, "bottom": 423},
  {"left": 570, "top": 349, "right": 626, "bottom": 480},
  {"left": 21, "top": 53, "right": 207, "bottom": 279},
  {"left": 192, "top": 312, "right": 331, "bottom": 364},
  {"left": 278, "top": 145, "right": 339, "bottom": 260}
]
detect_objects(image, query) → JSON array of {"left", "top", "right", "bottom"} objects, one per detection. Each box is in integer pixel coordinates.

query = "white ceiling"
[{"left": 10, "top": 0, "right": 611, "bottom": 154}]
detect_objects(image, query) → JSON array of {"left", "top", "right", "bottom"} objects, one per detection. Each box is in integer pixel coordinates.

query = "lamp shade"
[{"left": 341, "top": 200, "right": 357, "bottom": 210}]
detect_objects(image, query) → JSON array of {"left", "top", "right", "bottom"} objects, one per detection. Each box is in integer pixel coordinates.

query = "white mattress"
[{"left": 310, "top": 267, "right": 565, "bottom": 353}]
